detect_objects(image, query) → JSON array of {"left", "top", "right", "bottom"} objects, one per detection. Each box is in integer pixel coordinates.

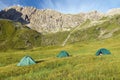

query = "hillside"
[
  {"left": 0, "top": 19, "right": 42, "bottom": 51},
  {"left": 0, "top": 14, "right": 120, "bottom": 51},
  {"left": 0, "top": 32, "right": 120, "bottom": 80},
  {"left": 41, "top": 14, "right": 120, "bottom": 46},
  {"left": 0, "top": 6, "right": 120, "bottom": 51},
  {"left": 67, "top": 15, "right": 120, "bottom": 44},
  {"left": 0, "top": 19, "right": 71, "bottom": 51}
]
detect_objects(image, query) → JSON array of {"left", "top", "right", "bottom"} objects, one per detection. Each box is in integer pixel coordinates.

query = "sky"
[{"left": 0, "top": 0, "right": 120, "bottom": 14}]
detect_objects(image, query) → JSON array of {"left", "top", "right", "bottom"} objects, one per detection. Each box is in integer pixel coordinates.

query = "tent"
[
  {"left": 57, "top": 51, "right": 69, "bottom": 58},
  {"left": 17, "top": 56, "right": 36, "bottom": 66},
  {"left": 96, "top": 48, "right": 111, "bottom": 56}
]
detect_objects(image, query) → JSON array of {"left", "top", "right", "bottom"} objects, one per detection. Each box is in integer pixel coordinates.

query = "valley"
[{"left": 0, "top": 6, "right": 120, "bottom": 80}]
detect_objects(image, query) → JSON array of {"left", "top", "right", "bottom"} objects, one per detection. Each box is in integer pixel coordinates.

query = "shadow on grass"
[{"left": 36, "top": 59, "right": 45, "bottom": 64}]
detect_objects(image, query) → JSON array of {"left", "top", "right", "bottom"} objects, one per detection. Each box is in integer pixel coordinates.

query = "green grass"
[
  {"left": 0, "top": 14, "right": 120, "bottom": 80},
  {"left": 41, "top": 31, "right": 70, "bottom": 46},
  {"left": 0, "top": 19, "right": 42, "bottom": 51},
  {"left": 0, "top": 34, "right": 120, "bottom": 80}
]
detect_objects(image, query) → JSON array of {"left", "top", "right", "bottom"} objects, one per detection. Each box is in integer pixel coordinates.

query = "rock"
[
  {"left": 0, "top": 6, "right": 104, "bottom": 34},
  {"left": 107, "top": 8, "right": 120, "bottom": 16}
]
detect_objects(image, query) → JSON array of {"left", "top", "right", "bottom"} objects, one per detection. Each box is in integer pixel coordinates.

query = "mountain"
[
  {"left": 0, "top": 6, "right": 120, "bottom": 51},
  {"left": 0, "top": 6, "right": 103, "bottom": 33},
  {"left": 107, "top": 8, "right": 120, "bottom": 16},
  {"left": 0, "top": 6, "right": 120, "bottom": 80}
]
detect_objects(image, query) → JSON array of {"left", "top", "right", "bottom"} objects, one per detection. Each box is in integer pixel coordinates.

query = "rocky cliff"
[{"left": 0, "top": 6, "right": 104, "bottom": 33}]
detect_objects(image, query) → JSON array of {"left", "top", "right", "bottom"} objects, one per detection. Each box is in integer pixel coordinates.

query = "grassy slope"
[
  {"left": 0, "top": 19, "right": 42, "bottom": 51},
  {"left": 41, "top": 31, "right": 70, "bottom": 46},
  {"left": 67, "top": 15, "right": 120, "bottom": 44},
  {"left": 0, "top": 14, "right": 120, "bottom": 50},
  {"left": 41, "top": 15, "right": 120, "bottom": 46},
  {"left": 0, "top": 19, "right": 70, "bottom": 51},
  {"left": 0, "top": 15, "right": 120, "bottom": 80},
  {"left": 0, "top": 34, "right": 120, "bottom": 80}
]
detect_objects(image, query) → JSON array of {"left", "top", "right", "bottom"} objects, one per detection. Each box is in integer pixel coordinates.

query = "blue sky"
[{"left": 0, "top": 0, "right": 120, "bottom": 14}]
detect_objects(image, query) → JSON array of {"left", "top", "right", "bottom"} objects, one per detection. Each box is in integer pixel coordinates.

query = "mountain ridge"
[
  {"left": 0, "top": 6, "right": 104, "bottom": 33},
  {"left": 0, "top": 6, "right": 120, "bottom": 51}
]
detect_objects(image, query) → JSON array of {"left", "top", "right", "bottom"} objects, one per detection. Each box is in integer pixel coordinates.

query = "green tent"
[
  {"left": 17, "top": 56, "right": 36, "bottom": 66},
  {"left": 57, "top": 51, "right": 69, "bottom": 58},
  {"left": 96, "top": 48, "right": 111, "bottom": 56}
]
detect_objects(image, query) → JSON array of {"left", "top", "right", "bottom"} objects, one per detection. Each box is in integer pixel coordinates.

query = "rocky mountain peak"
[
  {"left": 0, "top": 6, "right": 106, "bottom": 33},
  {"left": 107, "top": 8, "right": 120, "bottom": 16}
]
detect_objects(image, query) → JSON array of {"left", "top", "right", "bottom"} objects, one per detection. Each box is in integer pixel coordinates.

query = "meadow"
[{"left": 0, "top": 34, "right": 120, "bottom": 80}]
